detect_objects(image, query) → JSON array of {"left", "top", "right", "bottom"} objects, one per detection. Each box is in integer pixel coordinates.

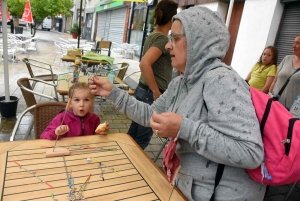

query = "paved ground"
[{"left": 0, "top": 28, "right": 299, "bottom": 201}]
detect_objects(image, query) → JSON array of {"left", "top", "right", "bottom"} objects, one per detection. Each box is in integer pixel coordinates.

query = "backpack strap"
[
  {"left": 210, "top": 164, "right": 225, "bottom": 201},
  {"left": 274, "top": 68, "right": 300, "bottom": 100}
]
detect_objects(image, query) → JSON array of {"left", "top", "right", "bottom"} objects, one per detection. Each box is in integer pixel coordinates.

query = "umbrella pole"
[
  {"left": 2, "top": 0, "right": 10, "bottom": 102},
  {"left": 77, "top": 0, "right": 83, "bottom": 49}
]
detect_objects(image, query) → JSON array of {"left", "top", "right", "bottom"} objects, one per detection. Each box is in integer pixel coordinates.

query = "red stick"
[
  {"left": 45, "top": 182, "right": 54, "bottom": 189},
  {"left": 14, "top": 161, "right": 21, "bottom": 166}
]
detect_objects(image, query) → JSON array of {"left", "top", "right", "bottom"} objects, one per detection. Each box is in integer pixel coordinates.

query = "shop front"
[{"left": 95, "top": 1, "right": 128, "bottom": 44}]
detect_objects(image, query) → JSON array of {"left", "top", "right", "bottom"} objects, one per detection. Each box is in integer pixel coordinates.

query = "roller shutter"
[
  {"left": 97, "top": 11, "right": 111, "bottom": 40},
  {"left": 107, "top": 7, "right": 126, "bottom": 44},
  {"left": 275, "top": 1, "right": 300, "bottom": 64}
]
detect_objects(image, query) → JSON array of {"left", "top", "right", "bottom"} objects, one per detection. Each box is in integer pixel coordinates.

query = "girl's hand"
[
  {"left": 96, "top": 123, "right": 110, "bottom": 135},
  {"left": 89, "top": 76, "right": 114, "bottom": 97},
  {"left": 55, "top": 125, "right": 69, "bottom": 136},
  {"left": 150, "top": 111, "right": 183, "bottom": 138}
]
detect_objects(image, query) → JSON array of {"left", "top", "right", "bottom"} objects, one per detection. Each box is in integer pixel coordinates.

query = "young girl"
[
  {"left": 40, "top": 82, "right": 108, "bottom": 140},
  {"left": 246, "top": 46, "right": 278, "bottom": 93}
]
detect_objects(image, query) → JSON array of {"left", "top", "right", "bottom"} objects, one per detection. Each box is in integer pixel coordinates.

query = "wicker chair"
[
  {"left": 115, "top": 62, "right": 129, "bottom": 81},
  {"left": 11, "top": 77, "right": 61, "bottom": 140},
  {"left": 17, "top": 77, "right": 59, "bottom": 108},
  {"left": 10, "top": 102, "right": 66, "bottom": 141},
  {"left": 95, "top": 41, "right": 112, "bottom": 56},
  {"left": 23, "top": 58, "right": 58, "bottom": 89}
]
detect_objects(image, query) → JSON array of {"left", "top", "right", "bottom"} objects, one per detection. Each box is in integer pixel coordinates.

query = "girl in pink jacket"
[{"left": 40, "top": 82, "right": 108, "bottom": 140}]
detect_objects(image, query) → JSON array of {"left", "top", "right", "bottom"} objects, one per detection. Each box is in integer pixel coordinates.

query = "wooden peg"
[{"left": 46, "top": 147, "right": 70, "bottom": 158}]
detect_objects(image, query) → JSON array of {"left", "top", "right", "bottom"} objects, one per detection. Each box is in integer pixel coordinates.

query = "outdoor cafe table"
[
  {"left": 56, "top": 73, "right": 135, "bottom": 97},
  {"left": 60, "top": 56, "right": 108, "bottom": 65},
  {"left": 0, "top": 134, "right": 187, "bottom": 200}
]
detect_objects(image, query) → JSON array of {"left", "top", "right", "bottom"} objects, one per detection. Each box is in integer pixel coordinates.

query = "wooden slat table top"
[
  {"left": 56, "top": 73, "right": 134, "bottom": 96},
  {"left": 0, "top": 134, "right": 187, "bottom": 201}
]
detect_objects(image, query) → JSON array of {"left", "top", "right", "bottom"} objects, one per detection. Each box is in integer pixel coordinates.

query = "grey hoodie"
[{"left": 108, "top": 6, "right": 265, "bottom": 201}]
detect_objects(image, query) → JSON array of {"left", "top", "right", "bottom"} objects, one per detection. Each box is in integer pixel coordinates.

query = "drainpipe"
[
  {"left": 139, "top": 4, "right": 150, "bottom": 61},
  {"left": 77, "top": 0, "right": 83, "bottom": 48},
  {"left": 127, "top": 2, "right": 135, "bottom": 43},
  {"left": 225, "top": 0, "right": 234, "bottom": 28}
]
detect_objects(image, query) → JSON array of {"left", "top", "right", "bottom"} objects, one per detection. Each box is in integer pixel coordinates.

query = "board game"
[{"left": 1, "top": 141, "right": 162, "bottom": 201}]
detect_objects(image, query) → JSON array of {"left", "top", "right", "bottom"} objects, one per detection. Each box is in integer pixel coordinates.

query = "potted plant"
[{"left": 70, "top": 23, "right": 79, "bottom": 39}]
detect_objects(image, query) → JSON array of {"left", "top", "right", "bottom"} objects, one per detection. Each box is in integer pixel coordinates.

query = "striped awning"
[{"left": 173, "top": 0, "right": 217, "bottom": 6}]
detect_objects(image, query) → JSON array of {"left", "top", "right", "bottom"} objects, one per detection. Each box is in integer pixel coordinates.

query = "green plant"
[{"left": 70, "top": 23, "right": 79, "bottom": 34}]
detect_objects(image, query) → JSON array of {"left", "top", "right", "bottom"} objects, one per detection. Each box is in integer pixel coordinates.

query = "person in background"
[
  {"left": 89, "top": 6, "right": 265, "bottom": 200},
  {"left": 127, "top": 0, "right": 178, "bottom": 149},
  {"left": 40, "top": 82, "right": 108, "bottom": 140},
  {"left": 269, "top": 34, "right": 300, "bottom": 109},
  {"left": 245, "top": 46, "right": 278, "bottom": 93}
]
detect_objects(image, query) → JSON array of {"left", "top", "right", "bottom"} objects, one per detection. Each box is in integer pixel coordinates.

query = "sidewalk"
[{"left": 0, "top": 29, "right": 299, "bottom": 201}]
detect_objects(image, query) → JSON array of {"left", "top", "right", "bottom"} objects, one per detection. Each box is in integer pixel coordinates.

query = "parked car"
[{"left": 42, "top": 17, "right": 52, "bottom": 31}]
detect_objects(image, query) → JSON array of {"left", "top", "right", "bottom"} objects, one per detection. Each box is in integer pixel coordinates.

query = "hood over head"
[{"left": 173, "top": 6, "right": 230, "bottom": 88}]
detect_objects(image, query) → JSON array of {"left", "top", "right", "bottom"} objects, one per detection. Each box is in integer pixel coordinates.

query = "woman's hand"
[
  {"left": 89, "top": 76, "right": 114, "bottom": 97},
  {"left": 55, "top": 125, "right": 69, "bottom": 136},
  {"left": 150, "top": 111, "right": 183, "bottom": 138},
  {"left": 153, "top": 91, "right": 162, "bottom": 100}
]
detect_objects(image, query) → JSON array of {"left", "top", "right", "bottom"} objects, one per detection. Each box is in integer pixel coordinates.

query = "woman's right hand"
[
  {"left": 55, "top": 125, "right": 69, "bottom": 136},
  {"left": 89, "top": 76, "right": 114, "bottom": 97}
]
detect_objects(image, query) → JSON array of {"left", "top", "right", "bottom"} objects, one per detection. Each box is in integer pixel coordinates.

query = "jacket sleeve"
[
  {"left": 178, "top": 68, "right": 264, "bottom": 169},
  {"left": 107, "top": 87, "right": 167, "bottom": 126},
  {"left": 40, "top": 114, "right": 63, "bottom": 140}
]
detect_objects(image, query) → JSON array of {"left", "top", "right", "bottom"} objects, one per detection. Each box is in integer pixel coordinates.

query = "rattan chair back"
[
  {"left": 17, "top": 78, "right": 37, "bottom": 113},
  {"left": 116, "top": 62, "right": 129, "bottom": 80},
  {"left": 96, "top": 41, "right": 112, "bottom": 56},
  {"left": 34, "top": 102, "right": 66, "bottom": 139}
]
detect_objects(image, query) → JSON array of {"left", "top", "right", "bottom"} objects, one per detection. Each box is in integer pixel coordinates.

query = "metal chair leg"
[{"left": 153, "top": 138, "right": 169, "bottom": 163}]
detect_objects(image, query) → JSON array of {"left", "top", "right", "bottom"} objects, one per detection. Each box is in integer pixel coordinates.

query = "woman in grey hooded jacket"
[{"left": 90, "top": 6, "right": 265, "bottom": 201}]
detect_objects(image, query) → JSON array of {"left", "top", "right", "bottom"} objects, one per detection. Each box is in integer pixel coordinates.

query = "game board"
[{"left": 1, "top": 141, "right": 162, "bottom": 201}]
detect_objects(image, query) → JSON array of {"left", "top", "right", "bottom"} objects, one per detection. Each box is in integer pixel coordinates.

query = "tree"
[{"left": 6, "top": 0, "right": 74, "bottom": 36}]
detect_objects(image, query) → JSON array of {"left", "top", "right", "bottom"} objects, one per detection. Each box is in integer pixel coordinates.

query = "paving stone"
[
  {"left": 119, "top": 128, "right": 129, "bottom": 133},
  {"left": 112, "top": 120, "right": 132, "bottom": 125},
  {"left": 107, "top": 129, "right": 120, "bottom": 133},
  {"left": 109, "top": 123, "right": 128, "bottom": 129},
  {"left": 0, "top": 134, "right": 11, "bottom": 141}
]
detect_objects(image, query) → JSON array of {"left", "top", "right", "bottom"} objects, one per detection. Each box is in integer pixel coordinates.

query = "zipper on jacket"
[{"left": 80, "top": 117, "right": 84, "bottom": 135}]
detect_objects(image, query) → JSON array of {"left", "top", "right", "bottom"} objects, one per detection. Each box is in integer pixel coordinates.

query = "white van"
[{"left": 42, "top": 17, "right": 52, "bottom": 31}]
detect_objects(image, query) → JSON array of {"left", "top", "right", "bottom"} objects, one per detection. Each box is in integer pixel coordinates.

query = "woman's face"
[
  {"left": 292, "top": 36, "right": 300, "bottom": 56},
  {"left": 165, "top": 20, "right": 187, "bottom": 72}
]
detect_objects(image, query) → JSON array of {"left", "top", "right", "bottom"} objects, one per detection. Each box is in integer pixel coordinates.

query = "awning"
[{"left": 173, "top": 0, "right": 217, "bottom": 7}]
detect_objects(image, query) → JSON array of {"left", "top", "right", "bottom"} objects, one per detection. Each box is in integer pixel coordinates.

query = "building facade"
[{"left": 68, "top": 0, "right": 300, "bottom": 78}]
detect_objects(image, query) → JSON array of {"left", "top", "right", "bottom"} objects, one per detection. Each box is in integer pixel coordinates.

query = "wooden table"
[
  {"left": 0, "top": 134, "right": 187, "bottom": 201},
  {"left": 57, "top": 73, "right": 135, "bottom": 96}
]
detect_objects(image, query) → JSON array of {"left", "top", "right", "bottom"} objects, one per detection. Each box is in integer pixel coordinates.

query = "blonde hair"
[{"left": 68, "top": 82, "right": 93, "bottom": 98}]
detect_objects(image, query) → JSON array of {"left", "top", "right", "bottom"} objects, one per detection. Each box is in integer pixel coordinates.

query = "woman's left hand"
[{"left": 150, "top": 111, "right": 183, "bottom": 138}]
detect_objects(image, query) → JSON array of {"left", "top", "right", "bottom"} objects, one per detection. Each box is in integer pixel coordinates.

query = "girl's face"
[
  {"left": 261, "top": 48, "right": 273, "bottom": 66},
  {"left": 69, "top": 89, "right": 93, "bottom": 117}
]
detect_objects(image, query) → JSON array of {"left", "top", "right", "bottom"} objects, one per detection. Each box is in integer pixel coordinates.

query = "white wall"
[{"left": 231, "top": 0, "right": 284, "bottom": 78}]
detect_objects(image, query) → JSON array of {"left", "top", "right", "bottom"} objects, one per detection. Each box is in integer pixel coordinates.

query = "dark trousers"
[{"left": 127, "top": 85, "right": 154, "bottom": 149}]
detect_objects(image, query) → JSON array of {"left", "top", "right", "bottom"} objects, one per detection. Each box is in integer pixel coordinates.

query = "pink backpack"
[{"left": 247, "top": 87, "right": 300, "bottom": 185}]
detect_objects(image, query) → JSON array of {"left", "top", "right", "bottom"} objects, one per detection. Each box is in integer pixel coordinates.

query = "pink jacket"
[{"left": 40, "top": 110, "right": 100, "bottom": 140}]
